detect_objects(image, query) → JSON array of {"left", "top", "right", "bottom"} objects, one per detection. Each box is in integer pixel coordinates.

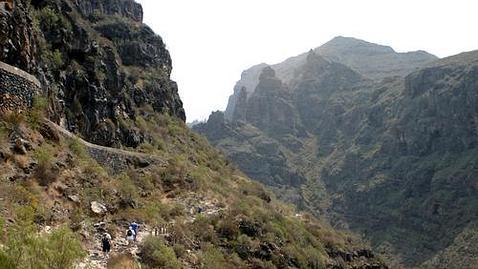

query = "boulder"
[
  {"left": 90, "top": 201, "right": 108, "bottom": 215},
  {"left": 68, "top": 194, "right": 81, "bottom": 204}
]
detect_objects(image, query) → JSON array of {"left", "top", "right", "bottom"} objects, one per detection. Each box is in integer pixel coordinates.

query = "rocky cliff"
[
  {"left": 0, "top": 0, "right": 185, "bottom": 148},
  {"left": 195, "top": 41, "right": 478, "bottom": 268}
]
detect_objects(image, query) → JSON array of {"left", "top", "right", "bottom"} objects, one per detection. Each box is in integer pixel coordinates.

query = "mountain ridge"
[{"left": 224, "top": 36, "right": 438, "bottom": 121}]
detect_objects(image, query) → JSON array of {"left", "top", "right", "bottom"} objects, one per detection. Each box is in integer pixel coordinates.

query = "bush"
[
  {"left": 34, "top": 144, "right": 58, "bottom": 186},
  {"left": 139, "top": 236, "right": 181, "bottom": 269},
  {"left": 0, "top": 111, "right": 25, "bottom": 133},
  {"left": 117, "top": 173, "right": 140, "bottom": 209},
  {"left": 201, "top": 244, "right": 228, "bottom": 269},
  {"left": 43, "top": 49, "right": 64, "bottom": 68},
  {"left": 27, "top": 96, "right": 48, "bottom": 130},
  {"left": 157, "top": 156, "right": 200, "bottom": 193},
  {"left": 0, "top": 251, "right": 17, "bottom": 269},
  {"left": 2, "top": 208, "right": 85, "bottom": 269},
  {"left": 42, "top": 226, "right": 87, "bottom": 269},
  {"left": 38, "top": 7, "right": 72, "bottom": 32},
  {"left": 69, "top": 138, "right": 87, "bottom": 159}
]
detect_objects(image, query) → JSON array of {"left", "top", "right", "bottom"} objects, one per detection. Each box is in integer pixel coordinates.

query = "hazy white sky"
[{"left": 136, "top": 0, "right": 478, "bottom": 122}]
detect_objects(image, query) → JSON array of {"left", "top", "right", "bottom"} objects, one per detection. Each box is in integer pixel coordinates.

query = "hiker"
[
  {"left": 101, "top": 232, "right": 112, "bottom": 258},
  {"left": 129, "top": 221, "right": 139, "bottom": 241},
  {"left": 126, "top": 227, "right": 135, "bottom": 245},
  {"left": 197, "top": 206, "right": 204, "bottom": 214}
]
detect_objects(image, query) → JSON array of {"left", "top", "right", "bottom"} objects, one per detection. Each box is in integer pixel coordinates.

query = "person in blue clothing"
[{"left": 129, "top": 221, "right": 139, "bottom": 241}]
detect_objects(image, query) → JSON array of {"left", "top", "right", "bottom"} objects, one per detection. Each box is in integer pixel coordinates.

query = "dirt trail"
[{"left": 76, "top": 225, "right": 152, "bottom": 269}]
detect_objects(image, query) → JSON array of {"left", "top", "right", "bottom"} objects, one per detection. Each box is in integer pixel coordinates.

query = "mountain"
[
  {"left": 317, "top": 36, "right": 438, "bottom": 79},
  {"left": 224, "top": 36, "right": 438, "bottom": 121},
  {"left": 195, "top": 39, "right": 478, "bottom": 268},
  {"left": 0, "top": 1, "right": 387, "bottom": 268}
]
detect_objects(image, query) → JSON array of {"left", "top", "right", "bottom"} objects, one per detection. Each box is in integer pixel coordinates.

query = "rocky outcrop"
[
  {"left": 196, "top": 40, "right": 478, "bottom": 268},
  {"left": 74, "top": 0, "right": 143, "bottom": 22},
  {"left": 0, "top": 0, "right": 37, "bottom": 73},
  {"left": 242, "top": 66, "right": 306, "bottom": 138},
  {"left": 0, "top": 0, "right": 185, "bottom": 148}
]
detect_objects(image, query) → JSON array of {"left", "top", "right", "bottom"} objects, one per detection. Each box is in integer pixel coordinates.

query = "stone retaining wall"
[
  {"left": 0, "top": 61, "right": 41, "bottom": 112},
  {"left": 47, "top": 121, "right": 166, "bottom": 174}
]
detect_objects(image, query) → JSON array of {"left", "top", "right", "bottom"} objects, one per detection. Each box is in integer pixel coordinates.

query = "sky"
[{"left": 136, "top": 0, "right": 478, "bottom": 122}]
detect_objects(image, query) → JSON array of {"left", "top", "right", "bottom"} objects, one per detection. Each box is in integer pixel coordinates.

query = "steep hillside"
[
  {"left": 0, "top": 0, "right": 185, "bottom": 148},
  {"left": 0, "top": 0, "right": 387, "bottom": 268},
  {"left": 195, "top": 46, "right": 478, "bottom": 268},
  {"left": 224, "top": 37, "right": 437, "bottom": 121}
]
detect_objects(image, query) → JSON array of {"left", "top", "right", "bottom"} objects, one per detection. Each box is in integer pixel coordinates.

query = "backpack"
[
  {"left": 127, "top": 229, "right": 133, "bottom": 237},
  {"left": 102, "top": 236, "right": 110, "bottom": 245}
]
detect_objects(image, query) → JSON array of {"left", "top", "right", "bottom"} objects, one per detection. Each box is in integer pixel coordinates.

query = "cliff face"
[
  {"left": 195, "top": 42, "right": 478, "bottom": 268},
  {"left": 74, "top": 0, "right": 143, "bottom": 22},
  {"left": 0, "top": 0, "right": 185, "bottom": 148}
]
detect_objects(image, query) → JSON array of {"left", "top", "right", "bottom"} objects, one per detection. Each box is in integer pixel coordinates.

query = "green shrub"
[
  {"left": 38, "top": 7, "right": 72, "bottom": 32},
  {"left": 117, "top": 173, "right": 140, "bottom": 208},
  {"left": 27, "top": 96, "right": 48, "bottom": 130},
  {"left": 34, "top": 144, "right": 58, "bottom": 186},
  {"left": 138, "top": 142, "right": 155, "bottom": 154},
  {"left": 42, "top": 226, "right": 87, "bottom": 269},
  {"left": 2, "top": 208, "right": 85, "bottom": 269},
  {"left": 42, "top": 49, "right": 64, "bottom": 68},
  {"left": 69, "top": 138, "right": 87, "bottom": 159},
  {"left": 139, "top": 236, "right": 181, "bottom": 269},
  {"left": 201, "top": 244, "right": 228, "bottom": 269},
  {"left": 172, "top": 244, "right": 187, "bottom": 259},
  {"left": 0, "top": 251, "right": 17, "bottom": 269},
  {"left": 192, "top": 215, "right": 218, "bottom": 244}
]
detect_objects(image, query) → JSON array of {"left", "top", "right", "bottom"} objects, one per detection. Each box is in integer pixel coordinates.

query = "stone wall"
[
  {"left": 47, "top": 121, "right": 166, "bottom": 174},
  {"left": 0, "top": 61, "right": 40, "bottom": 112}
]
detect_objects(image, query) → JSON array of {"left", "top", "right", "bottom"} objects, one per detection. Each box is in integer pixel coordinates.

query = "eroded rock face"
[
  {"left": 242, "top": 67, "right": 305, "bottom": 138},
  {"left": 0, "top": 0, "right": 37, "bottom": 72},
  {"left": 0, "top": 0, "right": 185, "bottom": 148},
  {"left": 74, "top": 0, "right": 143, "bottom": 22}
]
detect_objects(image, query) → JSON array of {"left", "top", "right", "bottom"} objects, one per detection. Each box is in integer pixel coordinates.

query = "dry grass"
[
  {"left": 107, "top": 254, "right": 140, "bottom": 269},
  {"left": 14, "top": 154, "right": 30, "bottom": 169}
]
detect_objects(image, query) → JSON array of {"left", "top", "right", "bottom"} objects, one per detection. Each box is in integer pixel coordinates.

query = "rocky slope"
[
  {"left": 0, "top": 1, "right": 388, "bottom": 268},
  {"left": 195, "top": 42, "right": 478, "bottom": 268},
  {"left": 0, "top": 0, "right": 185, "bottom": 148}
]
